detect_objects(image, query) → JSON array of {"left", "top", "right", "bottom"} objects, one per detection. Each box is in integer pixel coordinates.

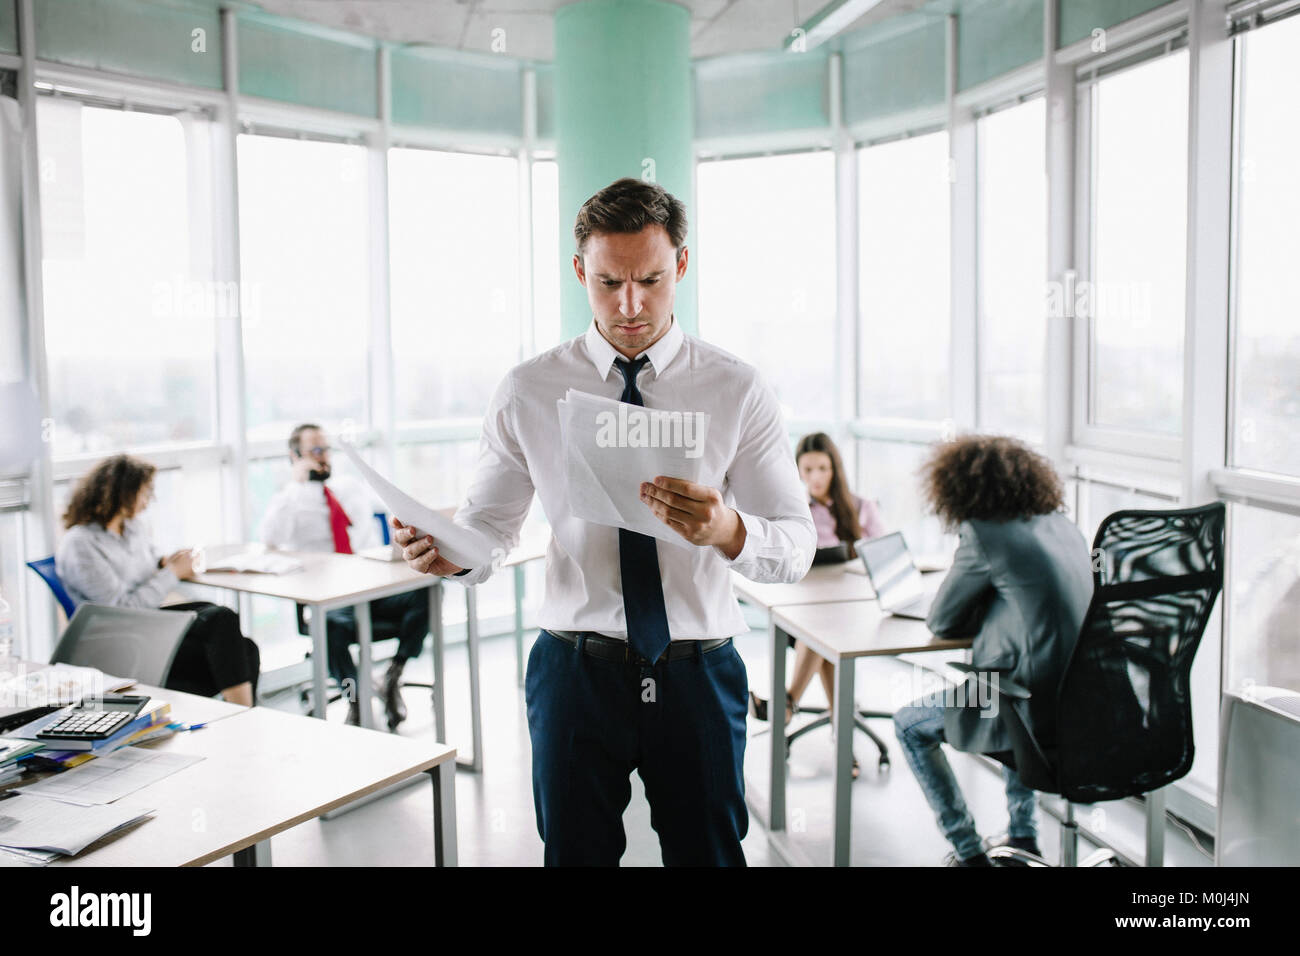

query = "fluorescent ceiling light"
[{"left": 784, "top": 0, "right": 887, "bottom": 52}]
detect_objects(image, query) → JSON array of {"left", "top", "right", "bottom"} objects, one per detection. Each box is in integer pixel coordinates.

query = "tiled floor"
[{"left": 241, "top": 627, "right": 1214, "bottom": 867}]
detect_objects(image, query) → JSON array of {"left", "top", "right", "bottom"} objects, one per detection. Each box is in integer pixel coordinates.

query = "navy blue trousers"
[
  {"left": 324, "top": 591, "right": 429, "bottom": 685},
  {"left": 525, "top": 630, "right": 750, "bottom": 866}
]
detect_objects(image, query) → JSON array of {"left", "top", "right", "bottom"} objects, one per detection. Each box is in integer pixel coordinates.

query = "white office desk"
[
  {"left": 10, "top": 683, "right": 459, "bottom": 867},
  {"left": 730, "top": 563, "right": 876, "bottom": 611},
  {"left": 768, "top": 600, "right": 972, "bottom": 866},
  {"left": 192, "top": 547, "right": 482, "bottom": 771}
]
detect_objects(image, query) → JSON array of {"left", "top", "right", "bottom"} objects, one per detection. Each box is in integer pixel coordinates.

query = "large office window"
[
  {"left": 1086, "top": 51, "right": 1188, "bottom": 436},
  {"left": 38, "top": 100, "right": 215, "bottom": 455},
  {"left": 1232, "top": 14, "right": 1300, "bottom": 477},
  {"left": 977, "top": 98, "right": 1046, "bottom": 442},
  {"left": 388, "top": 148, "right": 522, "bottom": 422},
  {"left": 1227, "top": 503, "right": 1300, "bottom": 696},
  {"left": 858, "top": 131, "right": 951, "bottom": 422},
  {"left": 532, "top": 160, "right": 561, "bottom": 355},
  {"left": 238, "top": 133, "right": 370, "bottom": 442},
  {"left": 697, "top": 151, "right": 837, "bottom": 420}
]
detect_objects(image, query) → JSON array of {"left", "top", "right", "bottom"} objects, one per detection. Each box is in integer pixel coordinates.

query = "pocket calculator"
[{"left": 36, "top": 695, "right": 151, "bottom": 742}]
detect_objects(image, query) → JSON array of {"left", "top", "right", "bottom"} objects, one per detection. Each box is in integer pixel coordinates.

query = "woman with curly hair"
[
  {"left": 55, "top": 455, "right": 260, "bottom": 705},
  {"left": 894, "top": 435, "right": 1091, "bottom": 866}
]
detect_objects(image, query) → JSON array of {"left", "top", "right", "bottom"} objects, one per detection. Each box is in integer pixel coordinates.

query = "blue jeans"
[{"left": 894, "top": 698, "right": 1037, "bottom": 861}]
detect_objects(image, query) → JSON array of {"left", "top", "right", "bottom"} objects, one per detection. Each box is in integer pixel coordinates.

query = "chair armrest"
[{"left": 950, "top": 662, "right": 1031, "bottom": 700}]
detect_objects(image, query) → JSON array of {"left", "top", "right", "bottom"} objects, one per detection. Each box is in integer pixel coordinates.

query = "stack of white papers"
[
  {"left": 339, "top": 444, "right": 497, "bottom": 569},
  {"left": 0, "top": 792, "right": 153, "bottom": 856},
  {"left": 557, "top": 389, "right": 710, "bottom": 549},
  {"left": 0, "top": 663, "right": 133, "bottom": 709}
]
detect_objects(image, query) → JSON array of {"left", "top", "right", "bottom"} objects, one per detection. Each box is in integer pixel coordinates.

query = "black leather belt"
[{"left": 545, "top": 630, "right": 731, "bottom": 665}]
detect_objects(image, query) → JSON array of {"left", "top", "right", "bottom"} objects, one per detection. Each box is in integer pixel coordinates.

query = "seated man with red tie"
[{"left": 259, "top": 423, "right": 429, "bottom": 729}]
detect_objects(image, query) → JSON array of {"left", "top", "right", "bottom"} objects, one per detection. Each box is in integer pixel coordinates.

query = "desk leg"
[
  {"left": 831, "top": 658, "right": 856, "bottom": 867},
  {"left": 463, "top": 587, "right": 483, "bottom": 772},
  {"left": 513, "top": 565, "right": 525, "bottom": 687},
  {"left": 1145, "top": 786, "right": 1166, "bottom": 867},
  {"left": 430, "top": 582, "right": 446, "bottom": 743},
  {"left": 429, "top": 762, "right": 458, "bottom": 866},
  {"left": 309, "top": 603, "right": 329, "bottom": 720},
  {"left": 233, "top": 839, "right": 272, "bottom": 867},
  {"left": 355, "top": 601, "right": 376, "bottom": 730},
  {"left": 768, "top": 619, "right": 787, "bottom": 832}
]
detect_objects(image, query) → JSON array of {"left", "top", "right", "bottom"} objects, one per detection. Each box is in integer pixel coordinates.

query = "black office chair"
[{"left": 969, "top": 503, "right": 1225, "bottom": 867}]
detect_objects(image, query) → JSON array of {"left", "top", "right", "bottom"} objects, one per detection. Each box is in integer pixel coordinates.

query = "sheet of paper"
[
  {"left": 0, "top": 663, "right": 133, "bottom": 710},
  {"left": 21, "top": 748, "right": 203, "bottom": 806},
  {"left": 0, "top": 845, "right": 55, "bottom": 866},
  {"left": 338, "top": 444, "right": 496, "bottom": 570},
  {"left": 0, "top": 792, "right": 153, "bottom": 856},
  {"left": 557, "top": 389, "right": 710, "bottom": 549}
]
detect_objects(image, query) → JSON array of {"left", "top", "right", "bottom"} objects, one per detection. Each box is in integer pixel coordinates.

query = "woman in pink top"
[{"left": 750, "top": 432, "right": 886, "bottom": 777}]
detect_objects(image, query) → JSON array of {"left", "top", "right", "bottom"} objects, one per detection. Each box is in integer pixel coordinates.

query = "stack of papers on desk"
[
  {"left": 0, "top": 791, "right": 153, "bottom": 857},
  {"left": 557, "top": 389, "right": 710, "bottom": 549},
  {"left": 200, "top": 550, "right": 303, "bottom": 574},
  {"left": 0, "top": 663, "right": 133, "bottom": 709}
]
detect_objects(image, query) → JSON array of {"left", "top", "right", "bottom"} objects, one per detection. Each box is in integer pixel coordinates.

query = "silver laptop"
[{"left": 856, "top": 532, "right": 935, "bottom": 621}]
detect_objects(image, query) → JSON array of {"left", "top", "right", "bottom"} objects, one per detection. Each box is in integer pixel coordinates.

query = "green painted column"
[{"left": 554, "top": 0, "right": 696, "bottom": 339}]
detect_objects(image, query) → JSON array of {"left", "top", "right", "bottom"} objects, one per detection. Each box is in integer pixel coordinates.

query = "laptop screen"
[{"left": 858, "top": 533, "right": 925, "bottom": 611}]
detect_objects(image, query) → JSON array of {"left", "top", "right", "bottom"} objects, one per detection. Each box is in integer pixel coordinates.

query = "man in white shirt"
[
  {"left": 260, "top": 424, "right": 429, "bottom": 729},
  {"left": 395, "top": 177, "right": 814, "bottom": 865}
]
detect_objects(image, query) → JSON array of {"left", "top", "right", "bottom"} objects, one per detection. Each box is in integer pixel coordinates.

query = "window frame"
[{"left": 1070, "top": 45, "right": 1187, "bottom": 462}]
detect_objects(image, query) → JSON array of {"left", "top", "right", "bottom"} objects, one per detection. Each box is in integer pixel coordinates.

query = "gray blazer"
[{"left": 927, "top": 512, "right": 1092, "bottom": 755}]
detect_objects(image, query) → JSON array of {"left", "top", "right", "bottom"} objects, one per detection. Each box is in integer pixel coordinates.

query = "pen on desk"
[{"left": 166, "top": 721, "right": 208, "bottom": 732}]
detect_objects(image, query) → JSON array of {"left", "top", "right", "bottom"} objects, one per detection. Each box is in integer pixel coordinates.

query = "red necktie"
[{"left": 322, "top": 485, "right": 353, "bottom": 554}]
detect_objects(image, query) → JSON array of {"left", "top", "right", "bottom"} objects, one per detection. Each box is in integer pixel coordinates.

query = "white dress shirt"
[
  {"left": 452, "top": 318, "right": 815, "bottom": 641},
  {"left": 259, "top": 476, "right": 380, "bottom": 553}
]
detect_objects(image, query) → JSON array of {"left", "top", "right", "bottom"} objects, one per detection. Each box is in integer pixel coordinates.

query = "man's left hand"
[{"left": 640, "top": 476, "right": 746, "bottom": 560}]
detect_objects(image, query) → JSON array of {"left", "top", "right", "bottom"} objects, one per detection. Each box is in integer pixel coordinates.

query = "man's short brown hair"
[{"left": 573, "top": 177, "right": 688, "bottom": 264}]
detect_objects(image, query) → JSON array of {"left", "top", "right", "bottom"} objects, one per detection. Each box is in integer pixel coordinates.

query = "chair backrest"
[
  {"left": 26, "top": 556, "right": 77, "bottom": 618},
  {"left": 50, "top": 603, "right": 196, "bottom": 687},
  {"left": 1053, "top": 503, "right": 1226, "bottom": 803}
]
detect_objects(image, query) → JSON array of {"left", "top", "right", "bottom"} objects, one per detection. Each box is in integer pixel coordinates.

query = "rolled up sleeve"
[{"left": 713, "top": 376, "right": 815, "bottom": 584}]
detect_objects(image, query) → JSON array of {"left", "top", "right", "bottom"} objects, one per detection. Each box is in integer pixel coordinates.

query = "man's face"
[
  {"left": 295, "top": 428, "right": 332, "bottom": 479},
  {"left": 574, "top": 225, "right": 688, "bottom": 359}
]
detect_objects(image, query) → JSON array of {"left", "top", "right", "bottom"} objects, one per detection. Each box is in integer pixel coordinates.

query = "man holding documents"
[
  {"left": 261, "top": 424, "right": 429, "bottom": 729},
  {"left": 395, "top": 177, "right": 815, "bottom": 865}
]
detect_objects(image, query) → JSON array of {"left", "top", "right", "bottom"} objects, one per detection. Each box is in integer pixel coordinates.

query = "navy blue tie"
[{"left": 614, "top": 356, "right": 672, "bottom": 664}]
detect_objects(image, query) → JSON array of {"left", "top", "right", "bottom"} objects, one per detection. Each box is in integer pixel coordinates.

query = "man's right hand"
[
  {"left": 392, "top": 518, "right": 465, "bottom": 576},
  {"left": 290, "top": 457, "right": 315, "bottom": 483}
]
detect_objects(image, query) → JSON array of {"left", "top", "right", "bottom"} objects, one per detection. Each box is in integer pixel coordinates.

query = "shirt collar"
[{"left": 583, "top": 317, "right": 685, "bottom": 381}]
